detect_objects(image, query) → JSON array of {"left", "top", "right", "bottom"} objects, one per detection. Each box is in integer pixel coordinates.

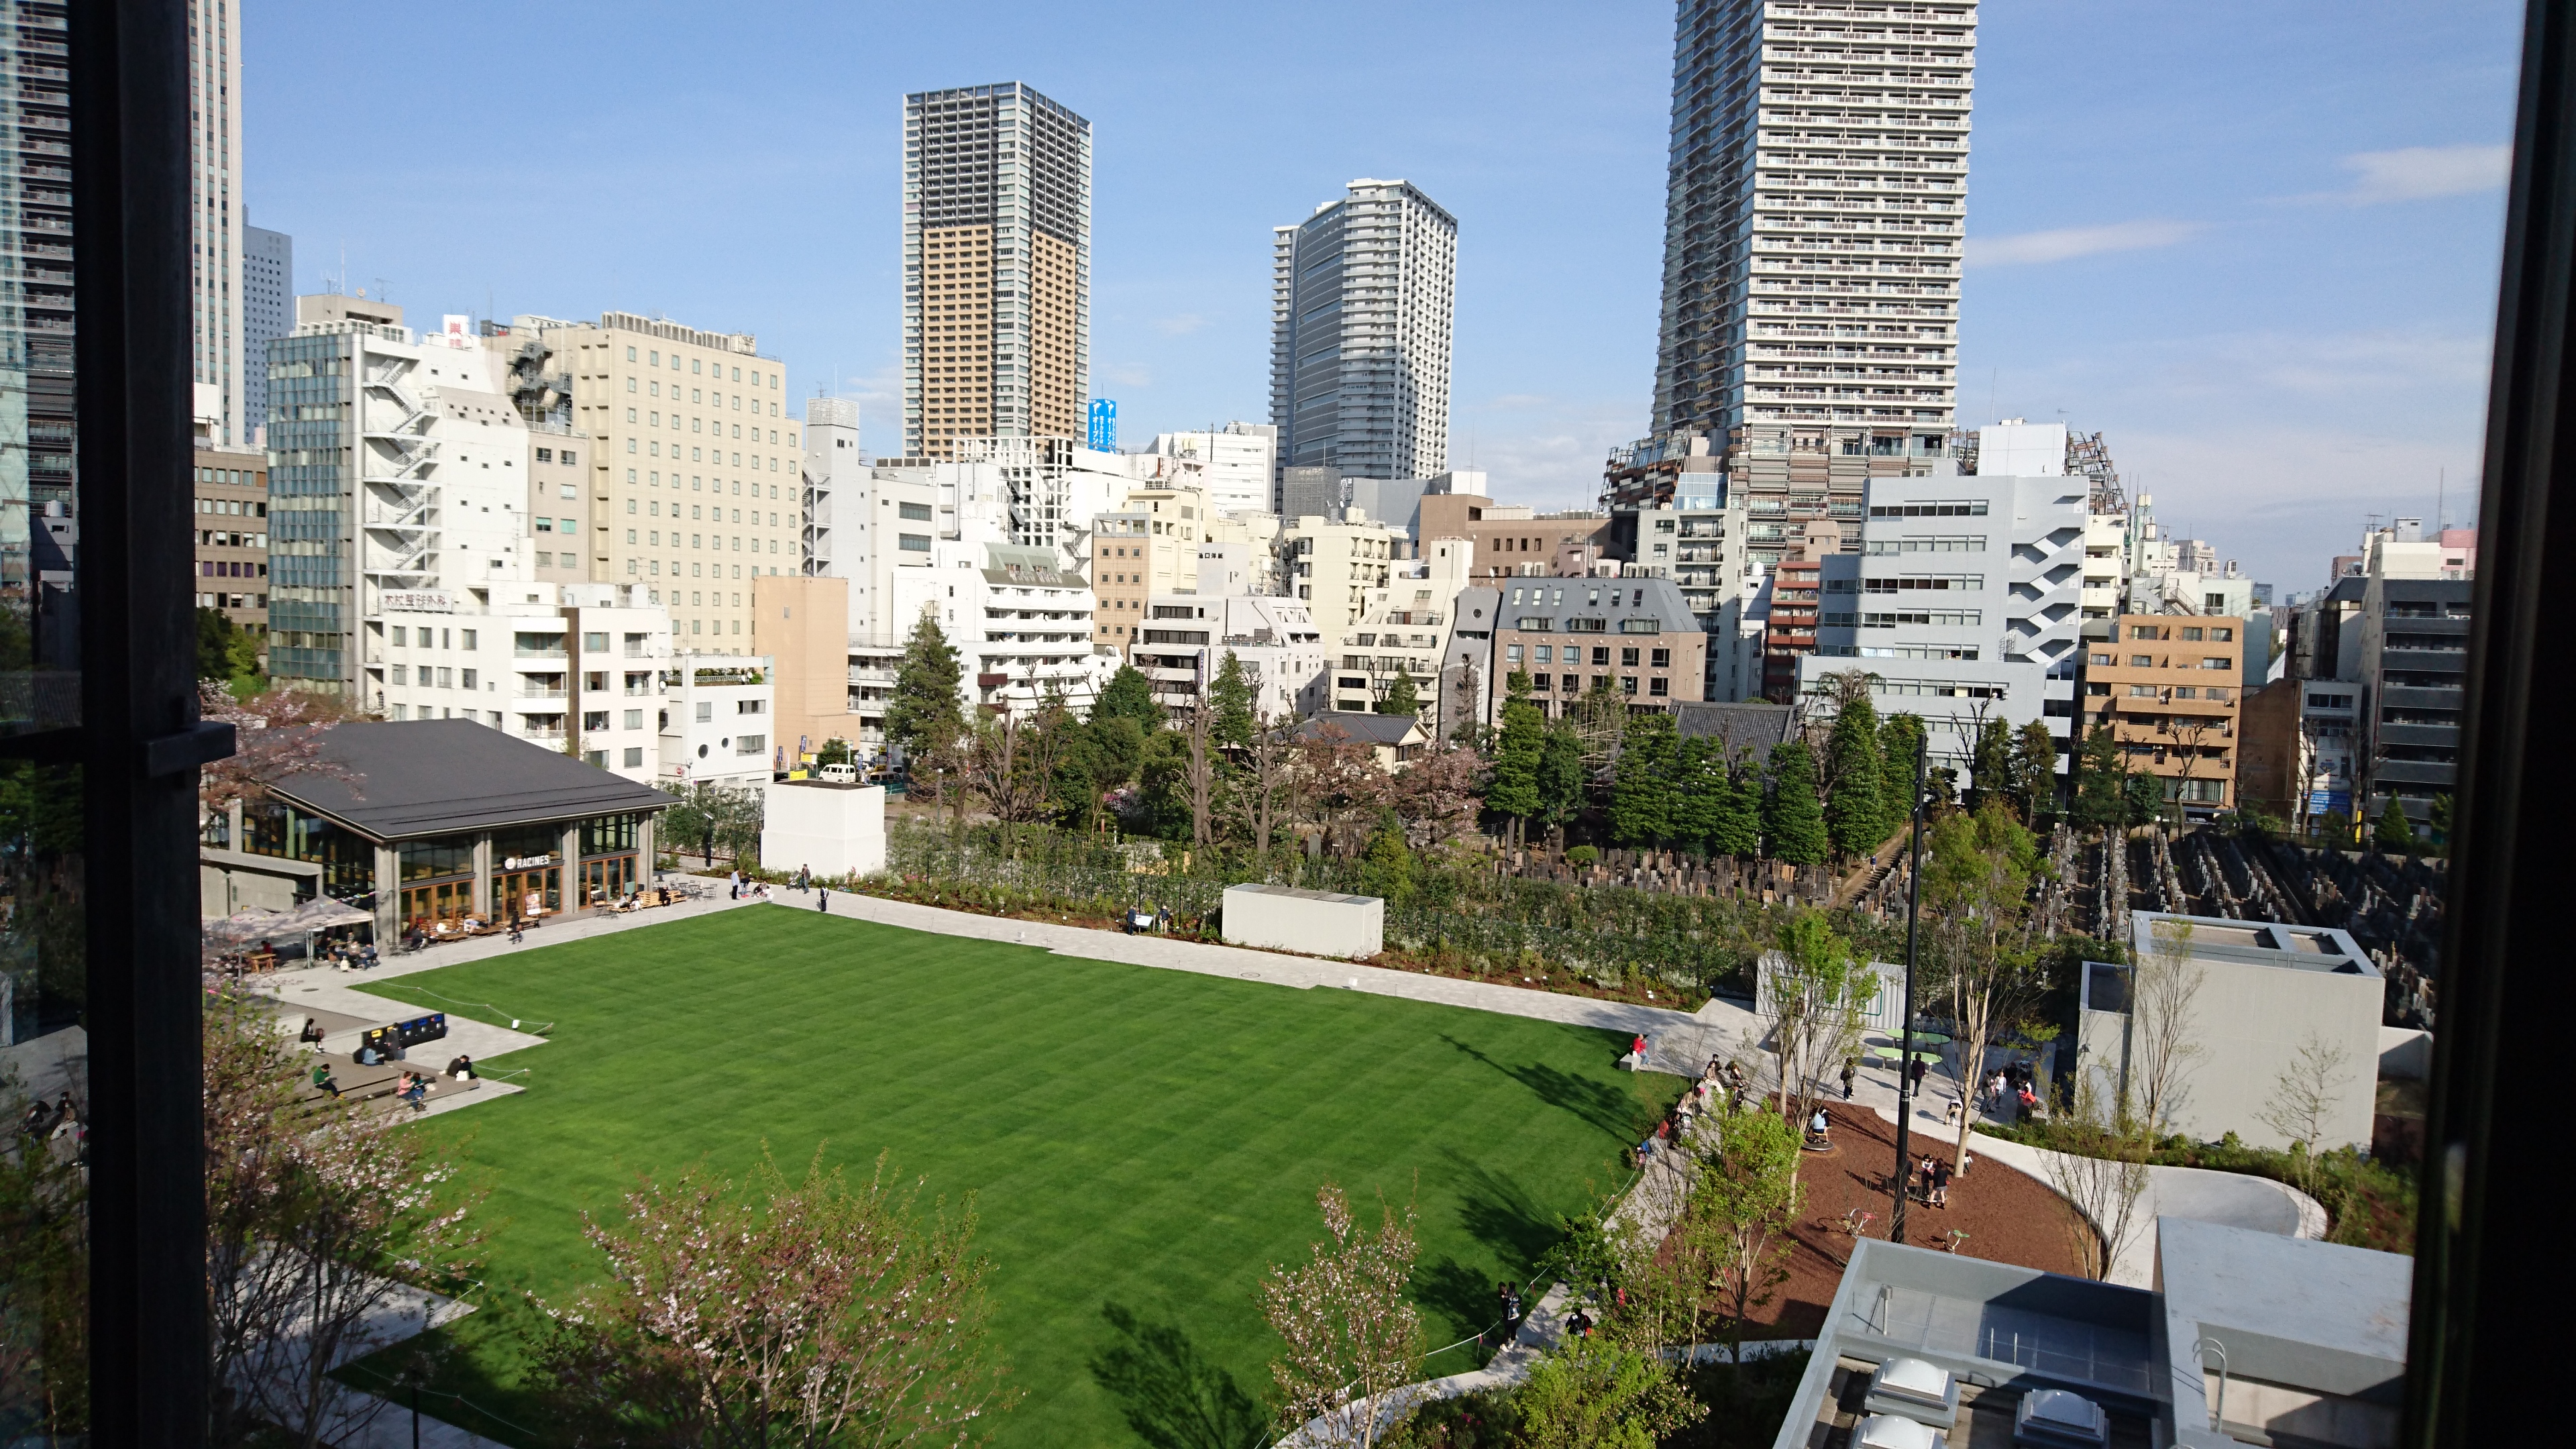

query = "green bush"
[
  {"left": 870, "top": 819, "right": 1914, "bottom": 1002},
  {"left": 1972, "top": 1122, "right": 2416, "bottom": 1254},
  {"left": 1565, "top": 845, "right": 1600, "bottom": 867}
]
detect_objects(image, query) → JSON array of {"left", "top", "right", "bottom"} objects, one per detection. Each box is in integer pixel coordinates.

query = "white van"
[{"left": 816, "top": 762, "right": 859, "bottom": 784}]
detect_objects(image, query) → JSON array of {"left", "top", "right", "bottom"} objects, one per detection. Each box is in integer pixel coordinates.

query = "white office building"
[
  {"left": 1331, "top": 536, "right": 1477, "bottom": 716},
  {"left": 371, "top": 582, "right": 674, "bottom": 784},
  {"left": 1132, "top": 592, "right": 1328, "bottom": 721},
  {"left": 1140, "top": 423, "right": 1277, "bottom": 517},
  {"left": 271, "top": 299, "right": 562, "bottom": 696},
  {"left": 1798, "top": 470, "right": 2086, "bottom": 777}
]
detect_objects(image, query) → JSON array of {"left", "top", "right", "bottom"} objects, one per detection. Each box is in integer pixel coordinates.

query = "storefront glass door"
[
  {"left": 494, "top": 867, "right": 561, "bottom": 921},
  {"left": 578, "top": 854, "right": 637, "bottom": 907}
]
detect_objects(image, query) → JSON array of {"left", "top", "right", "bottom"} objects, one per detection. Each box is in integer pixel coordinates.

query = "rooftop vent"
[
  {"left": 1854, "top": 1413, "right": 1943, "bottom": 1449},
  {"left": 2013, "top": 1387, "right": 2108, "bottom": 1448},
  {"left": 1866, "top": 1356, "right": 1961, "bottom": 1428}
]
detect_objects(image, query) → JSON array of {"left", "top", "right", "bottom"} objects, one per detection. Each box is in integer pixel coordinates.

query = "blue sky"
[{"left": 245, "top": 1, "right": 2521, "bottom": 592}]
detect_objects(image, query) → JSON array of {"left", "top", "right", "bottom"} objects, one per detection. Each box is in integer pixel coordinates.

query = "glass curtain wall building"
[{"left": 900, "top": 82, "right": 1090, "bottom": 463}]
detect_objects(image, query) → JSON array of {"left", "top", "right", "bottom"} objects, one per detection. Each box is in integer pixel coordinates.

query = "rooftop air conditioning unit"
[{"left": 2012, "top": 1388, "right": 2108, "bottom": 1448}]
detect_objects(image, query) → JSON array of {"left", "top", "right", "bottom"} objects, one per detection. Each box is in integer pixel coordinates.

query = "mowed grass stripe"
[{"left": 356, "top": 908, "right": 1668, "bottom": 1448}]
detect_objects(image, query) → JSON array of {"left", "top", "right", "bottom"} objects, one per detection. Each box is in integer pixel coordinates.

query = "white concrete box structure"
[
  {"left": 761, "top": 780, "right": 887, "bottom": 881},
  {"left": 1221, "top": 883, "right": 1383, "bottom": 960},
  {"left": 2076, "top": 912, "right": 2383, "bottom": 1152},
  {"left": 660, "top": 654, "right": 777, "bottom": 789}
]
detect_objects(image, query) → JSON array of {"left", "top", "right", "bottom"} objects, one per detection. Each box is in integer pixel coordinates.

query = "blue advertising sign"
[{"left": 1087, "top": 397, "right": 1117, "bottom": 451}]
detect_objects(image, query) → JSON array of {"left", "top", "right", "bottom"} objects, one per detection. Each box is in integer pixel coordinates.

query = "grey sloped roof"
[
  {"left": 1294, "top": 710, "right": 1425, "bottom": 747},
  {"left": 1674, "top": 700, "right": 1794, "bottom": 755},
  {"left": 270, "top": 718, "right": 673, "bottom": 843}
]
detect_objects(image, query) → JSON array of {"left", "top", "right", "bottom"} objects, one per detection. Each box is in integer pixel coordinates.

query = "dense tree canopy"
[{"left": 1762, "top": 739, "right": 1829, "bottom": 866}]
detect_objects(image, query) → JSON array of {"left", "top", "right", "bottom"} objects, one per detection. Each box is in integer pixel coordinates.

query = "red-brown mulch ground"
[{"left": 1747, "top": 1101, "right": 2086, "bottom": 1339}]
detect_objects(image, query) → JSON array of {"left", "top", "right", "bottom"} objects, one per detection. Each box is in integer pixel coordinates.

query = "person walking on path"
[
  {"left": 1930, "top": 1158, "right": 1953, "bottom": 1209},
  {"left": 1907, "top": 1055, "right": 1928, "bottom": 1094},
  {"left": 1839, "top": 1057, "right": 1858, "bottom": 1100}
]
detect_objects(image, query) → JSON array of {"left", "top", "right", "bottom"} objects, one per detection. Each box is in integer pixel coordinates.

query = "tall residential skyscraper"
[
  {"left": 241, "top": 223, "right": 292, "bottom": 444},
  {"left": 1649, "top": 0, "right": 1972, "bottom": 445},
  {"left": 1269, "top": 179, "right": 1456, "bottom": 490},
  {"left": 902, "top": 83, "right": 1091, "bottom": 462},
  {"left": 3, "top": 0, "right": 76, "bottom": 668},
  {"left": 189, "top": 0, "right": 246, "bottom": 446}
]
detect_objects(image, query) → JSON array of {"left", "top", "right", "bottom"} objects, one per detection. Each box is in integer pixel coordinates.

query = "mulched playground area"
[{"left": 1748, "top": 1100, "right": 2087, "bottom": 1338}]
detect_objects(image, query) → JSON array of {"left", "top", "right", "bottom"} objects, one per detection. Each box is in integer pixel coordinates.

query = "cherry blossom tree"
[
  {"left": 197, "top": 682, "right": 371, "bottom": 812},
  {"left": 203, "top": 988, "right": 480, "bottom": 1448},
  {"left": 533, "top": 1148, "right": 1014, "bottom": 1447},
  {"left": 1260, "top": 1183, "right": 1423, "bottom": 1448}
]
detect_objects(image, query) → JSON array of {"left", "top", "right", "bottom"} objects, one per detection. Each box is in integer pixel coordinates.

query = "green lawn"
[{"left": 354, "top": 907, "right": 1672, "bottom": 1448}]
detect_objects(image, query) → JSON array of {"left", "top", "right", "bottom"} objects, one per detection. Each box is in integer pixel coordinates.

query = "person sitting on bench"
[
  {"left": 355, "top": 1040, "right": 383, "bottom": 1066},
  {"left": 398, "top": 1073, "right": 431, "bottom": 1110},
  {"left": 310, "top": 1064, "right": 341, "bottom": 1097},
  {"left": 299, "top": 1017, "right": 326, "bottom": 1046},
  {"left": 18, "top": 1097, "right": 56, "bottom": 1136},
  {"left": 445, "top": 1054, "right": 476, "bottom": 1081}
]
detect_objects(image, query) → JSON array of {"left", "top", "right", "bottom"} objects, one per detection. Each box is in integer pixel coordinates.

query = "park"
[{"left": 345, "top": 905, "right": 1681, "bottom": 1446}]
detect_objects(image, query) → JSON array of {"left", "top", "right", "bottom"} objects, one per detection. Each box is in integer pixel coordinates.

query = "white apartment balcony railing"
[{"left": 516, "top": 688, "right": 568, "bottom": 700}]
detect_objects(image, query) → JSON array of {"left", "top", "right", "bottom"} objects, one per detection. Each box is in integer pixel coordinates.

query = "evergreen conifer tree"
[
  {"left": 1878, "top": 712, "right": 1926, "bottom": 824},
  {"left": 1609, "top": 712, "right": 1678, "bottom": 847},
  {"left": 1709, "top": 747, "right": 1764, "bottom": 858},
  {"left": 1377, "top": 667, "right": 1421, "bottom": 717},
  {"left": 1486, "top": 699, "right": 1545, "bottom": 841},
  {"left": 2072, "top": 724, "right": 2126, "bottom": 830},
  {"left": 2010, "top": 720, "right": 2059, "bottom": 821},
  {"left": 1091, "top": 664, "right": 1162, "bottom": 732},
  {"left": 2373, "top": 796, "right": 2419, "bottom": 853},
  {"left": 1762, "top": 739, "right": 1829, "bottom": 865},
  {"left": 1968, "top": 715, "right": 2015, "bottom": 812},
  {"left": 883, "top": 605, "right": 965, "bottom": 761},
  {"left": 1208, "top": 651, "right": 1256, "bottom": 749},
  {"left": 1823, "top": 694, "right": 1888, "bottom": 857},
  {"left": 1536, "top": 713, "right": 1586, "bottom": 843},
  {"left": 1670, "top": 735, "right": 1725, "bottom": 854}
]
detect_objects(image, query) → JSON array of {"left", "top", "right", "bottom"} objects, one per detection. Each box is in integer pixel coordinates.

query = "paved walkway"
[{"left": 788, "top": 888, "right": 1716, "bottom": 1046}]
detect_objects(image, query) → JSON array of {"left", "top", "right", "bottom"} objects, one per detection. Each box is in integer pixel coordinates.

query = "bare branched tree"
[
  {"left": 2037, "top": 1071, "right": 2153, "bottom": 1282},
  {"left": 2257, "top": 1032, "right": 2355, "bottom": 1193},
  {"left": 1183, "top": 699, "right": 1217, "bottom": 849},
  {"left": 2131, "top": 918, "right": 2208, "bottom": 1134},
  {"left": 1766, "top": 914, "right": 1874, "bottom": 1128},
  {"left": 1226, "top": 704, "right": 1304, "bottom": 857},
  {"left": 1260, "top": 1183, "right": 1422, "bottom": 1449}
]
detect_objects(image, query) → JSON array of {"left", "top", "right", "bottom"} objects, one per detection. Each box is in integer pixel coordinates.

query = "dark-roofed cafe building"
[{"left": 200, "top": 718, "right": 672, "bottom": 941}]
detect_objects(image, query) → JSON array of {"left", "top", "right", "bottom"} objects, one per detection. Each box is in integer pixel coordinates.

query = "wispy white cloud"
[
  {"left": 1104, "top": 363, "right": 1155, "bottom": 390},
  {"left": 2330, "top": 144, "right": 2510, "bottom": 205},
  {"left": 1965, "top": 219, "right": 2204, "bottom": 268},
  {"left": 1152, "top": 313, "right": 1208, "bottom": 337}
]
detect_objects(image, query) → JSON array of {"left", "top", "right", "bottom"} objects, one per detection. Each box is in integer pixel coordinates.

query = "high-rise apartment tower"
[
  {"left": 1650, "top": 1, "right": 1973, "bottom": 443},
  {"left": 1271, "top": 180, "right": 1456, "bottom": 490},
  {"left": 189, "top": 0, "right": 246, "bottom": 446},
  {"left": 902, "top": 83, "right": 1091, "bottom": 462}
]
